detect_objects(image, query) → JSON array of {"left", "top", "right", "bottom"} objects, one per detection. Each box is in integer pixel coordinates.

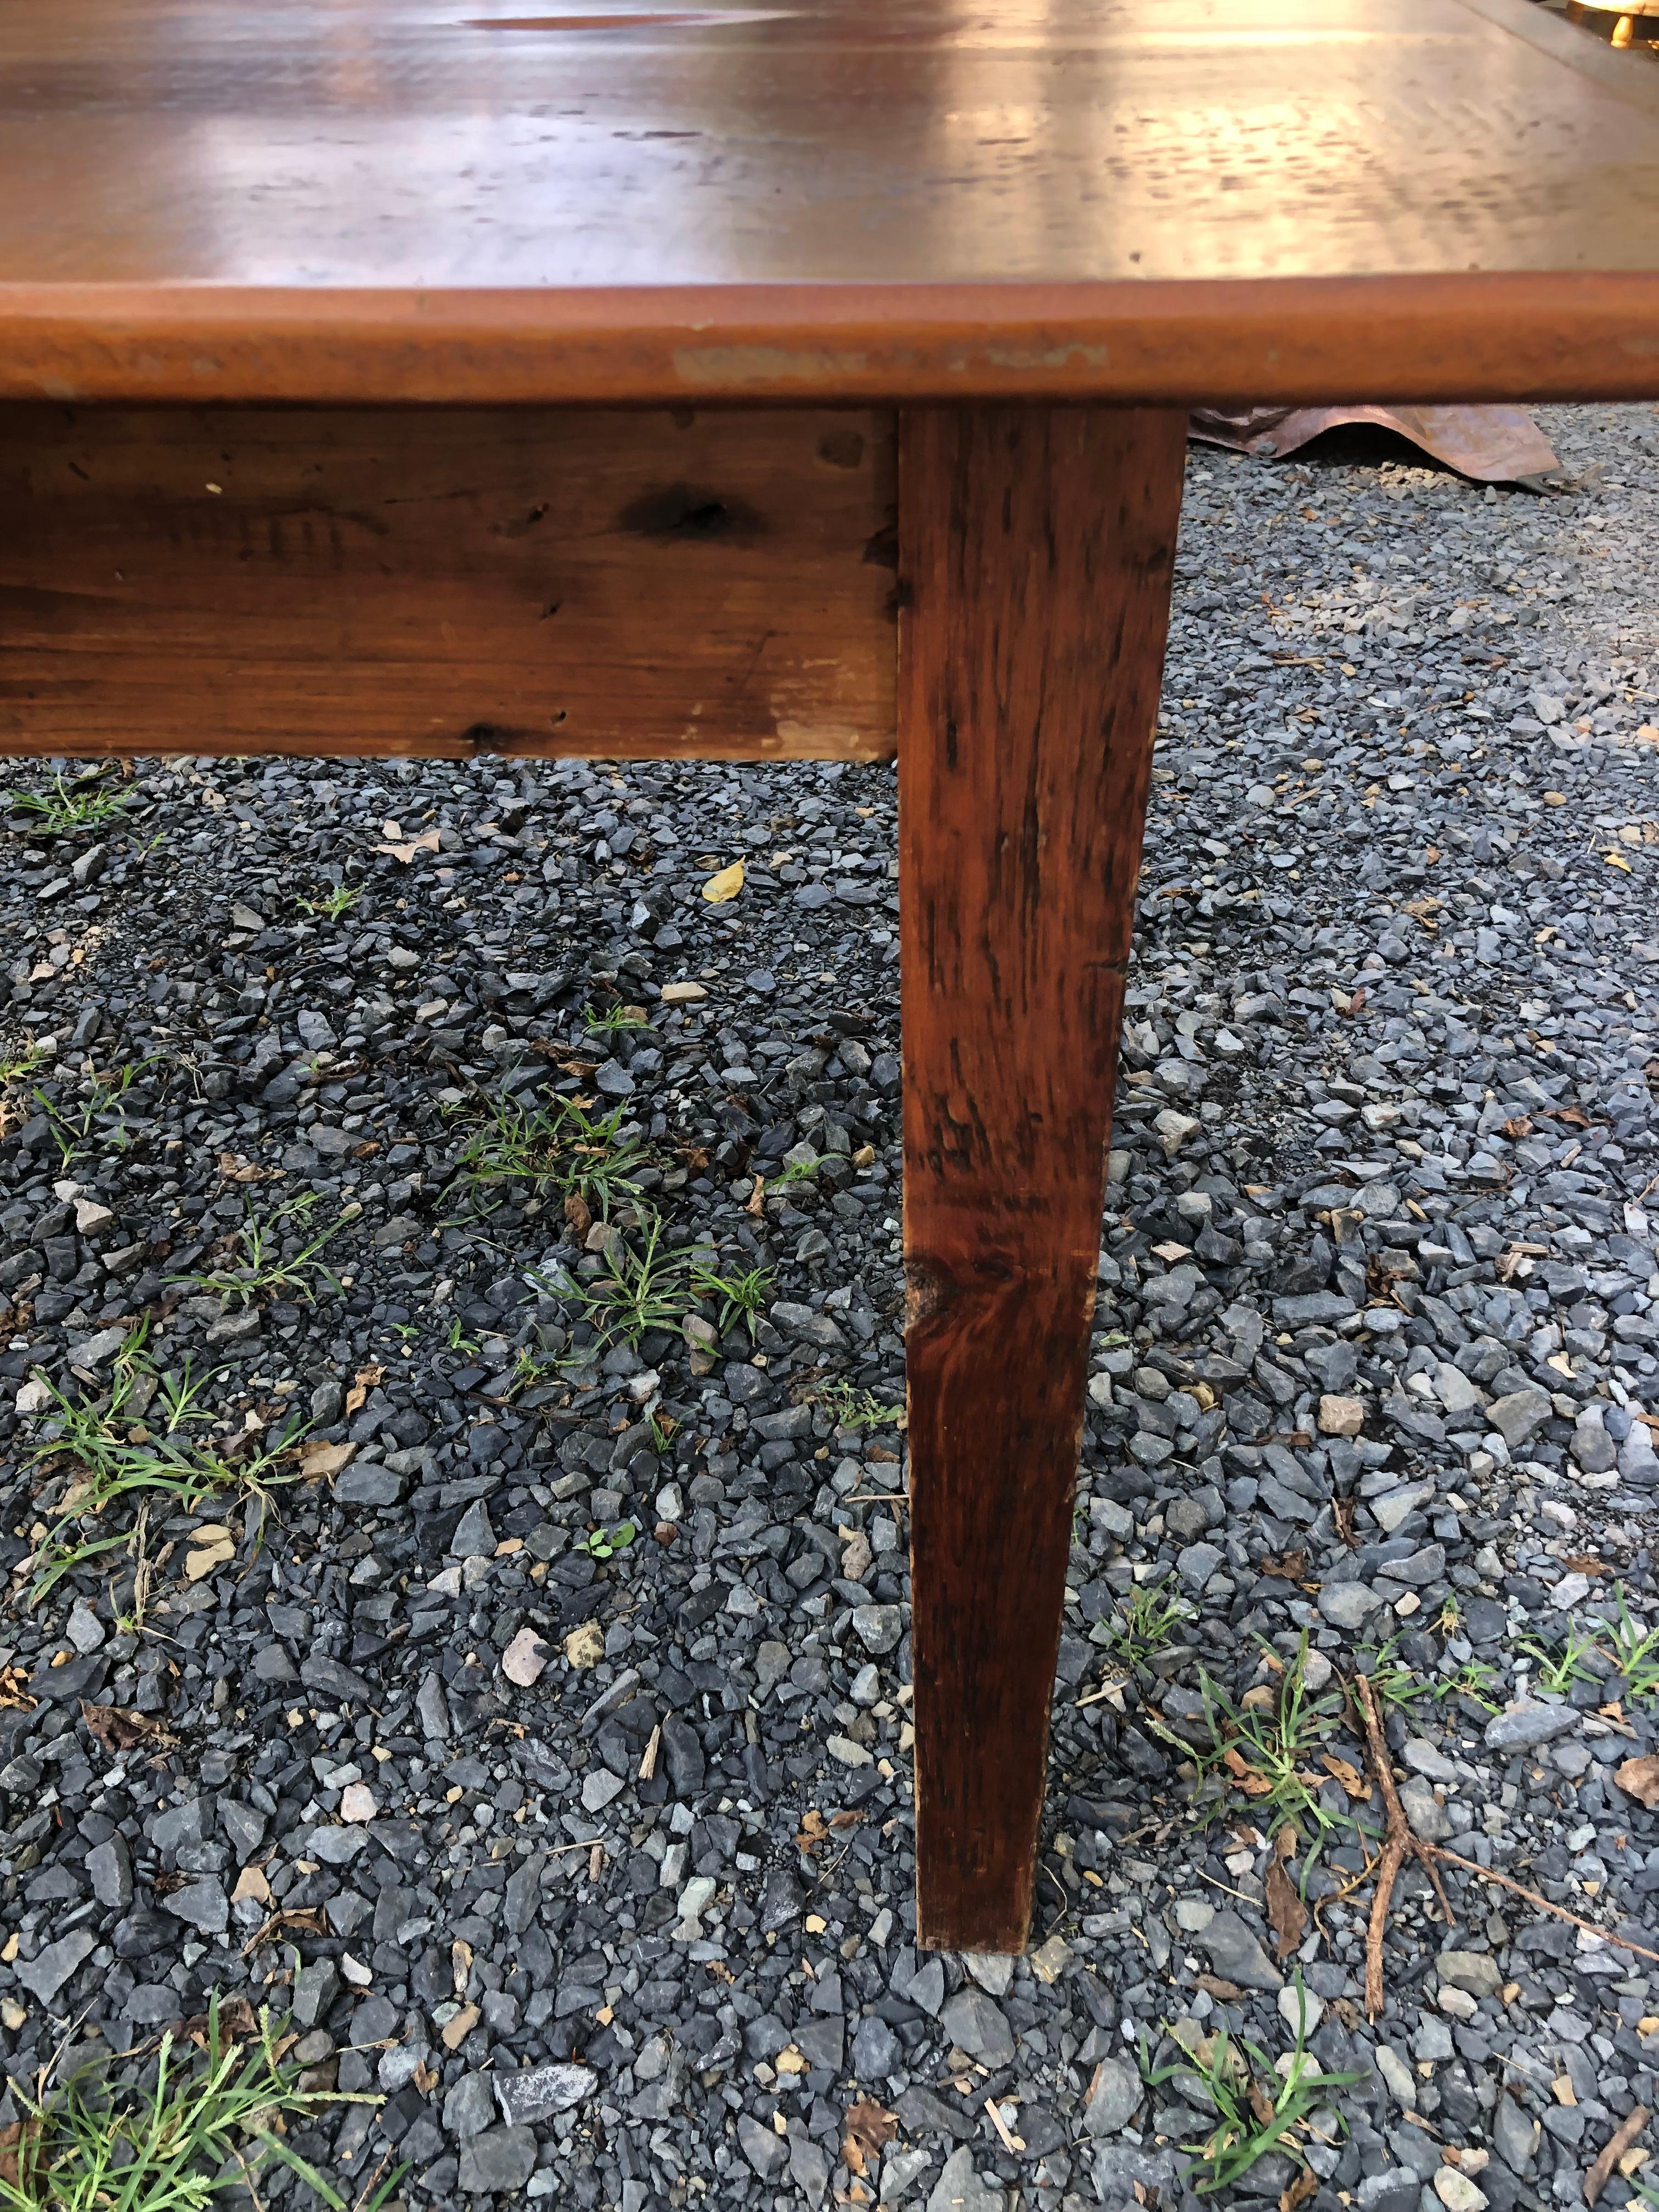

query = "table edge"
[{"left": 1, "top": 272, "right": 1656, "bottom": 407}]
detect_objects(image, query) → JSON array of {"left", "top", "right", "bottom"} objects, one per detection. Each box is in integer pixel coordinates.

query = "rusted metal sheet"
[{"left": 1188, "top": 402, "right": 1560, "bottom": 481}]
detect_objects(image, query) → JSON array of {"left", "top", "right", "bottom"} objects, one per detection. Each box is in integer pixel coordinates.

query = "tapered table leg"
[{"left": 899, "top": 405, "right": 1187, "bottom": 1954}]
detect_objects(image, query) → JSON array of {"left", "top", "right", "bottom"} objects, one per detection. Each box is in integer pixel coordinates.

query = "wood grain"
[
  {"left": 1, "top": 0, "right": 1658, "bottom": 405},
  {"left": 899, "top": 404, "right": 1186, "bottom": 1954},
  {"left": 0, "top": 405, "right": 897, "bottom": 759}
]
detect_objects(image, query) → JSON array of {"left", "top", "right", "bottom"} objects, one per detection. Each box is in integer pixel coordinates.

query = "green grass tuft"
[
  {"left": 7, "top": 768, "right": 130, "bottom": 838},
  {"left": 448, "top": 1090, "right": 647, "bottom": 1219},
  {"left": 0, "top": 1994, "right": 398, "bottom": 2212},
  {"left": 22, "top": 1325, "right": 307, "bottom": 1604},
  {"left": 1139, "top": 1982, "right": 1359, "bottom": 2196},
  {"left": 166, "top": 1193, "right": 347, "bottom": 1312}
]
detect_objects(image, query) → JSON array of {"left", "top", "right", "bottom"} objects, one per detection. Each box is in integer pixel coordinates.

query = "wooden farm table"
[{"left": 3, "top": 0, "right": 1659, "bottom": 1954}]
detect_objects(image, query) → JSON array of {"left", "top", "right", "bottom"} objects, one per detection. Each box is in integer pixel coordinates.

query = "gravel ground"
[{"left": 1, "top": 402, "right": 1657, "bottom": 2212}]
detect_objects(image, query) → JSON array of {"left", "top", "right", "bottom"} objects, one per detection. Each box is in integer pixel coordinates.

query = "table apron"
[{"left": 0, "top": 402, "right": 900, "bottom": 763}]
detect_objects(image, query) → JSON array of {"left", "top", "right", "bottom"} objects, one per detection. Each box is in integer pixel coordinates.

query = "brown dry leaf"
[
  {"left": 1280, "top": 2166, "right": 1319, "bottom": 2212},
  {"left": 375, "top": 828, "right": 441, "bottom": 865},
  {"left": 797, "top": 1808, "right": 830, "bottom": 1855},
  {"left": 841, "top": 2097, "right": 898, "bottom": 2178},
  {"left": 1265, "top": 1826, "right": 1308, "bottom": 1962},
  {"left": 0, "top": 2120, "right": 42, "bottom": 2196},
  {"left": 828, "top": 1809, "right": 862, "bottom": 1832},
  {"left": 1551, "top": 1105, "right": 1592, "bottom": 1130},
  {"left": 1320, "top": 1752, "right": 1371, "bottom": 1800},
  {"left": 1222, "top": 1747, "right": 1274, "bottom": 1797},
  {"left": 81, "top": 1699, "right": 169, "bottom": 1753},
  {"left": 356, "top": 1363, "right": 386, "bottom": 1389},
  {"left": 1616, "top": 1754, "right": 1659, "bottom": 1809},
  {"left": 300, "top": 1439, "right": 356, "bottom": 1481},
  {"left": 1195, "top": 1974, "right": 1244, "bottom": 2000},
  {"left": 240, "top": 1905, "right": 330, "bottom": 1957},
  {"left": 745, "top": 1177, "right": 766, "bottom": 1217},
  {"left": 1259, "top": 1550, "right": 1308, "bottom": 1584},
  {"left": 1500, "top": 1115, "right": 1533, "bottom": 1139},
  {"left": 170, "top": 1996, "right": 259, "bottom": 2050},
  {"left": 216, "top": 1150, "right": 283, "bottom": 1184},
  {"left": 1564, "top": 1555, "right": 1609, "bottom": 1577},
  {"left": 343, "top": 1384, "right": 368, "bottom": 1418},
  {"left": 441, "top": 2005, "right": 479, "bottom": 2052},
  {"left": 563, "top": 1192, "right": 592, "bottom": 1238}
]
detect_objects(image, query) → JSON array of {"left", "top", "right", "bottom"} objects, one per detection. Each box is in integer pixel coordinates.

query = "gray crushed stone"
[{"left": 0, "top": 403, "right": 1656, "bottom": 2209}]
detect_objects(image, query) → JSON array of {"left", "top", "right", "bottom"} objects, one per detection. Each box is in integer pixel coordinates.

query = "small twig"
[
  {"left": 984, "top": 2096, "right": 1025, "bottom": 2155},
  {"left": 1355, "top": 1676, "right": 1455, "bottom": 2017},
  {"left": 1431, "top": 1848, "right": 1659, "bottom": 1967},
  {"left": 231, "top": 2150, "right": 271, "bottom": 2212},
  {"left": 1585, "top": 2102, "right": 1650, "bottom": 2207},
  {"left": 1420, "top": 1841, "right": 1457, "bottom": 1929},
  {"left": 1351, "top": 1677, "right": 1659, "bottom": 1985},
  {"left": 1197, "top": 1868, "right": 1261, "bottom": 1907},
  {"left": 1364, "top": 1829, "right": 1408, "bottom": 2021},
  {"left": 352, "top": 2147, "right": 402, "bottom": 2212}
]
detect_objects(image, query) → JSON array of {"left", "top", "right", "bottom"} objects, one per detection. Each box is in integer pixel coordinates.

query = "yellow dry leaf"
[
  {"left": 300, "top": 1440, "right": 356, "bottom": 1481},
  {"left": 702, "top": 859, "right": 745, "bottom": 904},
  {"left": 183, "top": 1527, "right": 235, "bottom": 1583},
  {"left": 375, "top": 828, "right": 441, "bottom": 865},
  {"left": 1605, "top": 849, "right": 1634, "bottom": 873}
]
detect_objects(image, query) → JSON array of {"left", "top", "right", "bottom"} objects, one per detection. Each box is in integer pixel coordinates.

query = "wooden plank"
[
  {"left": 1, "top": 0, "right": 1658, "bottom": 405},
  {"left": 899, "top": 403, "right": 1186, "bottom": 1954},
  {"left": 0, "top": 404, "right": 897, "bottom": 759},
  {"left": 4, "top": 274, "right": 1659, "bottom": 408}
]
